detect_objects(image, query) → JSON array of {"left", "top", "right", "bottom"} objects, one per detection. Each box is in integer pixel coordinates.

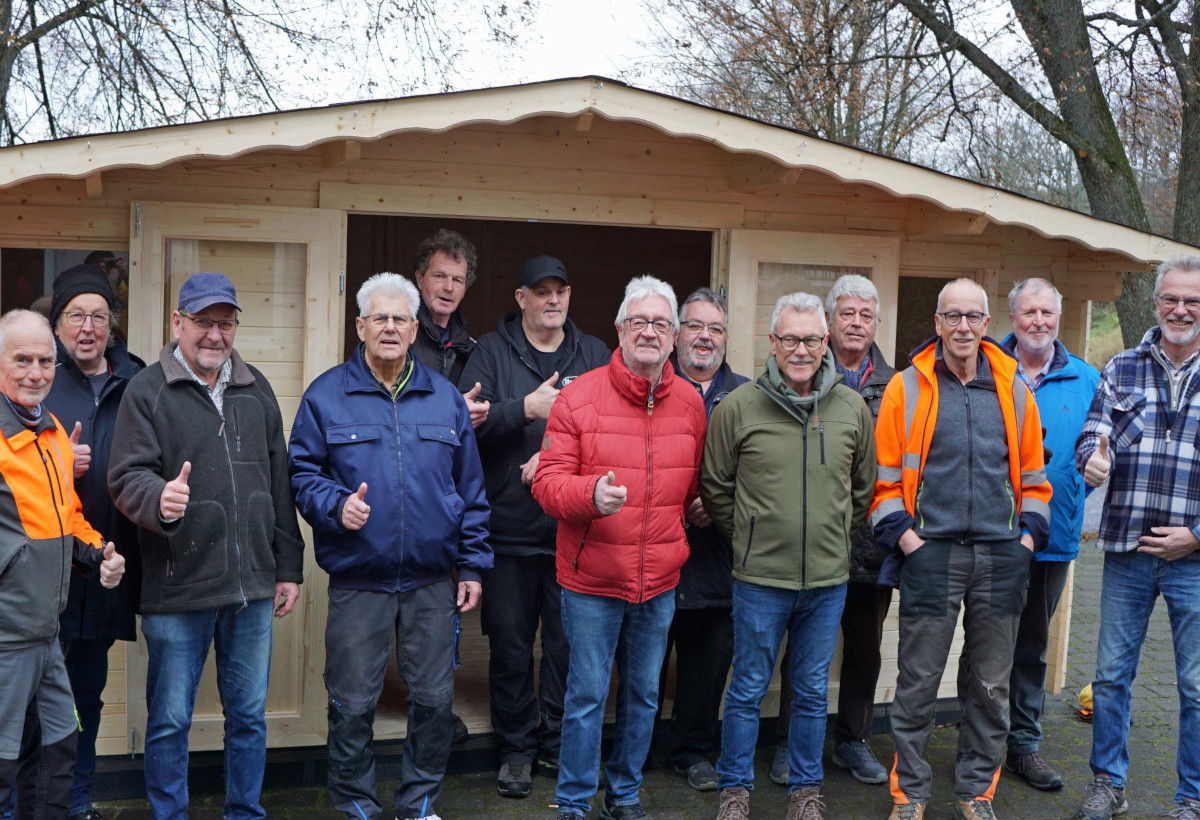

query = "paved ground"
[{"left": 96, "top": 541, "right": 1186, "bottom": 819}]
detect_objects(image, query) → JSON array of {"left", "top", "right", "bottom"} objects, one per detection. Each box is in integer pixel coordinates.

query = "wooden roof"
[{"left": 0, "top": 76, "right": 1190, "bottom": 263}]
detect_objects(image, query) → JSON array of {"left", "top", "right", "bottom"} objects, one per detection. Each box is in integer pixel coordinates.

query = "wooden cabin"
[{"left": 0, "top": 77, "right": 1191, "bottom": 757}]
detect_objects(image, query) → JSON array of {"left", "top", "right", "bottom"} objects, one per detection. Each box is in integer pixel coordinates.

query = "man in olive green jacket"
[{"left": 701, "top": 292, "right": 876, "bottom": 820}]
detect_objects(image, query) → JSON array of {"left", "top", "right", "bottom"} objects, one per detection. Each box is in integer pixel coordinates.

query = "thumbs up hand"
[
  {"left": 593, "top": 471, "right": 628, "bottom": 516},
  {"left": 99, "top": 542, "right": 125, "bottom": 589},
  {"left": 524, "top": 371, "right": 561, "bottom": 421},
  {"left": 1084, "top": 434, "right": 1111, "bottom": 488},
  {"left": 69, "top": 421, "right": 91, "bottom": 478},
  {"left": 342, "top": 482, "right": 371, "bottom": 531},
  {"left": 463, "top": 382, "right": 490, "bottom": 429},
  {"left": 160, "top": 462, "right": 191, "bottom": 520}
]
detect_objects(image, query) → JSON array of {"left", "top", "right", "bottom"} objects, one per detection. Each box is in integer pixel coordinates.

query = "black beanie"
[{"left": 49, "top": 264, "right": 116, "bottom": 327}]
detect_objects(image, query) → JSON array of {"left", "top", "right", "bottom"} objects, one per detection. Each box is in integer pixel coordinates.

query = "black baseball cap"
[{"left": 518, "top": 255, "right": 569, "bottom": 289}]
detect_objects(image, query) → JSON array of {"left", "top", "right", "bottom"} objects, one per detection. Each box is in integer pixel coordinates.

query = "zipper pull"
[
  {"left": 218, "top": 420, "right": 225, "bottom": 438},
  {"left": 646, "top": 394, "right": 654, "bottom": 415}
]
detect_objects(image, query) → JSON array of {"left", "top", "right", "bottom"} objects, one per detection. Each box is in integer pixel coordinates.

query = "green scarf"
[{"left": 766, "top": 355, "right": 818, "bottom": 424}]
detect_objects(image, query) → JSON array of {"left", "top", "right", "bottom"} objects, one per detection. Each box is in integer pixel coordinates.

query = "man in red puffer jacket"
[{"left": 533, "top": 275, "right": 706, "bottom": 820}]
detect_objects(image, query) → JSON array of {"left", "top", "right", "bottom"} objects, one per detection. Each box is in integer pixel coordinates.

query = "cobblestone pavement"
[{"left": 97, "top": 543, "right": 1186, "bottom": 819}]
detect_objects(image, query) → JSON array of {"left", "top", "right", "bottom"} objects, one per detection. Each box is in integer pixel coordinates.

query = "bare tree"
[
  {"left": 646, "top": 0, "right": 960, "bottom": 159},
  {"left": 894, "top": 0, "right": 1197, "bottom": 346},
  {"left": 0, "top": 0, "right": 535, "bottom": 145}
]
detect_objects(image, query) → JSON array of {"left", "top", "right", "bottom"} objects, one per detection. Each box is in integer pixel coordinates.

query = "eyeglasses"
[
  {"left": 364, "top": 313, "right": 414, "bottom": 329},
  {"left": 938, "top": 311, "right": 987, "bottom": 327},
  {"left": 772, "top": 334, "right": 825, "bottom": 352},
  {"left": 624, "top": 317, "right": 674, "bottom": 335},
  {"left": 63, "top": 311, "right": 113, "bottom": 328},
  {"left": 180, "top": 311, "right": 239, "bottom": 333},
  {"left": 1156, "top": 294, "right": 1200, "bottom": 311},
  {"left": 680, "top": 320, "right": 727, "bottom": 338}
]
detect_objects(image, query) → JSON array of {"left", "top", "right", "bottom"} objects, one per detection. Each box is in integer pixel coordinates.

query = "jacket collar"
[
  {"left": 159, "top": 342, "right": 255, "bottom": 387},
  {"left": 999, "top": 334, "right": 1074, "bottom": 380},
  {"left": 0, "top": 396, "right": 56, "bottom": 445},
  {"left": 343, "top": 343, "right": 436, "bottom": 395},
  {"left": 55, "top": 336, "right": 141, "bottom": 383},
  {"left": 669, "top": 354, "right": 742, "bottom": 397},
  {"left": 909, "top": 335, "right": 1016, "bottom": 386},
  {"left": 417, "top": 301, "right": 473, "bottom": 350},
  {"left": 607, "top": 348, "right": 676, "bottom": 404}
]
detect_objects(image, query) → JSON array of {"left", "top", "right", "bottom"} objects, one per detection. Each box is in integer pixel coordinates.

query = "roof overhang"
[{"left": 0, "top": 76, "right": 1190, "bottom": 264}]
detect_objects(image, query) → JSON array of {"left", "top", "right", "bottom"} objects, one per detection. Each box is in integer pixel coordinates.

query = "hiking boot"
[
  {"left": 787, "top": 787, "right": 825, "bottom": 820},
  {"left": 716, "top": 787, "right": 750, "bottom": 820},
  {"left": 1004, "top": 750, "right": 1064, "bottom": 790},
  {"left": 537, "top": 755, "right": 560, "bottom": 777},
  {"left": 770, "top": 743, "right": 789, "bottom": 786},
  {"left": 887, "top": 804, "right": 925, "bottom": 820},
  {"left": 674, "top": 759, "right": 718, "bottom": 791},
  {"left": 496, "top": 760, "right": 532, "bottom": 798},
  {"left": 1072, "top": 774, "right": 1128, "bottom": 819},
  {"left": 832, "top": 739, "right": 888, "bottom": 785},
  {"left": 600, "top": 799, "right": 650, "bottom": 820},
  {"left": 1171, "top": 798, "right": 1200, "bottom": 820},
  {"left": 953, "top": 799, "right": 997, "bottom": 820}
]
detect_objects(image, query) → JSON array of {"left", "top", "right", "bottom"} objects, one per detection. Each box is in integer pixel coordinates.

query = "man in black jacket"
[
  {"left": 108, "top": 273, "right": 305, "bottom": 820},
  {"left": 657, "top": 287, "right": 748, "bottom": 791},
  {"left": 458, "top": 255, "right": 608, "bottom": 799},
  {"left": 43, "top": 265, "right": 143, "bottom": 820},
  {"left": 411, "top": 228, "right": 489, "bottom": 427}
]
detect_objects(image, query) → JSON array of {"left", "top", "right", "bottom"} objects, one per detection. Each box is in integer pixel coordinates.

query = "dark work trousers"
[
  {"left": 62, "top": 638, "right": 115, "bottom": 815},
  {"left": 775, "top": 584, "right": 892, "bottom": 744},
  {"left": 324, "top": 581, "right": 457, "bottom": 820},
  {"left": 891, "top": 539, "right": 1031, "bottom": 804},
  {"left": 480, "top": 553, "right": 567, "bottom": 765},
  {"left": 956, "top": 560, "right": 1070, "bottom": 755},
  {"left": 658, "top": 607, "right": 734, "bottom": 768}
]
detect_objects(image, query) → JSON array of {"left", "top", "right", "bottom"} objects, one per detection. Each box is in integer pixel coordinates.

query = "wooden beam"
[
  {"left": 726, "top": 154, "right": 803, "bottom": 191},
  {"left": 575, "top": 112, "right": 595, "bottom": 132},
  {"left": 84, "top": 172, "right": 103, "bottom": 199},
  {"left": 321, "top": 140, "right": 361, "bottom": 169},
  {"left": 905, "top": 204, "right": 991, "bottom": 236}
]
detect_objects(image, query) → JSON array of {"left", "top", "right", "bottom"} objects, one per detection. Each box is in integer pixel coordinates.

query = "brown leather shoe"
[
  {"left": 786, "top": 787, "right": 825, "bottom": 820},
  {"left": 953, "top": 798, "right": 998, "bottom": 820},
  {"left": 716, "top": 787, "right": 750, "bottom": 820},
  {"left": 888, "top": 803, "right": 926, "bottom": 820}
]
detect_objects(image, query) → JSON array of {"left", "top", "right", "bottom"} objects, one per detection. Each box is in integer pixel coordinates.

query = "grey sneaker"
[
  {"left": 496, "top": 760, "right": 532, "bottom": 798},
  {"left": 1170, "top": 798, "right": 1200, "bottom": 820},
  {"left": 716, "top": 787, "right": 750, "bottom": 820},
  {"left": 1004, "top": 750, "right": 1063, "bottom": 790},
  {"left": 1072, "top": 775, "right": 1128, "bottom": 820},
  {"left": 600, "top": 800, "right": 649, "bottom": 820},
  {"left": 770, "top": 743, "right": 789, "bottom": 785},
  {"left": 832, "top": 739, "right": 888, "bottom": 785},
  {"left": 673, "top": 759, "right": 718, "bottom": 791},
  {"left": 787, "top": 786, "right": 825, "bottom": 820},
  {"left": 953, "top": 799, "right": 997, "bottom": 820}
]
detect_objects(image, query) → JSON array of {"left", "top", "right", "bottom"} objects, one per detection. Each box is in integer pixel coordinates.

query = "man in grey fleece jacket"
[{"left": 109, "top": 273, "right": 304, "bottom": 820}]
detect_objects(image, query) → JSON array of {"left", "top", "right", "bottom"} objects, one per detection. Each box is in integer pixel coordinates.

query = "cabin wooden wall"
[{"left": 0, "top": 113, "right": 1138, "bottom": 752}]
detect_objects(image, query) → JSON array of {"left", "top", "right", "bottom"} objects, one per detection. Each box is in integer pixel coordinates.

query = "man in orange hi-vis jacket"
[
  {"left": 870, "top": 279, "right": 1051, "bottom": 820},
  {"left": 0, "top": 309, "right": 125, "bottom": 820}
]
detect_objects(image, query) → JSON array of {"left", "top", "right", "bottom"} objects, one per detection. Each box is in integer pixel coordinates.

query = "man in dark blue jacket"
[
  {"left": 289, "top": 272, "right": 491, "bottom": 820},
  {"left": 459, "top": 256, "right": 608, "bottom": 799},
  {"left": 45, "top": 265, "right": 143, "bottom": 820},
  {"left": 656, "top": 287, "right": 747, "bottom": 792}
]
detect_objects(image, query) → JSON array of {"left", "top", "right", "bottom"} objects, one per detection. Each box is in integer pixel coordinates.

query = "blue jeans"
[
  {"left": 556, "top": 588, "right": 675, "bottom": 817},
  {"left": 142, "top": 599, "right": 273, "bottom": 820},
  {"left": 1091, "top": 550, "right": 1200, "bottom": 803},
  {"left": 718, "top": 580, "right": 846, "bottom": 791}
]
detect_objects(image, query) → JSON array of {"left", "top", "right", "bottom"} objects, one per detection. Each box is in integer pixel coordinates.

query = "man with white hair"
[
  {"left": 288, "top": 273, "right": 491, "bottom": 820},
  {"left": 532, "top": 276, "right": 706, "bottom": 820},
  {"left": 872, "top": 279, "right": 1051, "bottom": 820},
  {"left": 0, "top": 309, "right": 125, "bottom": 819},
  {"left": 955, "top": 278, "right": 1097, "bottom": 792},
  {"left": 1072, "top": 256, "right": 1200, "bottom": 820},
  {"left": 702, "top": 292, "right": 877, "bottom": 820}
]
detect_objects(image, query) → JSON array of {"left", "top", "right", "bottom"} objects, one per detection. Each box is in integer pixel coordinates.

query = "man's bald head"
[
  {"left": 936, "top": 278, "right": 989, "bottom": 315},
  {"left": 0, "top": 310, "right": 56, "bottom": 408}
]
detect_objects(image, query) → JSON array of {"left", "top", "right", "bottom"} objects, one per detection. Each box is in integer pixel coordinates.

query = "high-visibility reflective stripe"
[
  {"left": 877, "top": 465, "right": 902, "bottom": 482},
  {"left": 1022, "top": 497, "right": 1051, "bottom": 520},
  {"left": 1013, "top": 379, "right": 1028, "bottom": 429},
  {"left": 870, "top": 497, "right": 907, "bottom": 526},
  {"left": 1021, "top": 469, "right": 1047, "bottom": 486},
  {"left": 901, "top": 369, "right": 920, "bottom": 437},
  {"left": 903, "top": 452, "right": 921, "bottom": 471}
]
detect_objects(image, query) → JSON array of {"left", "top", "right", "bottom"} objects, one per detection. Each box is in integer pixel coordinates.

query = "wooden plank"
[
  {"left": 85, "top": 172, "right": 103, "bottom": 200},
  {"left": 318, "top": 181, "right": 745, "bottom": 229},
  {"left": 901, "top": 240, "right": 1002, "bottom": 271},
  {"left": 322, "top": 140, "right": 362, "bottom": 169},
  {"left": 726, "top": 154, "right": 804, "bottom": 191},
  {"left": 0, "top": 204, "right": 127, "bottom": 244}
]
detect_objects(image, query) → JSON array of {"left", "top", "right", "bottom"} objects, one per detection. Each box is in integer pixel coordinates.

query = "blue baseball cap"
[{"left": 178, "top": 272, "right": 241, "bottom": 313}]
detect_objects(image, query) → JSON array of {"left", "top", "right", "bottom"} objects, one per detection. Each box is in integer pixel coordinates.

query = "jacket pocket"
[
  {"left": 166, "top": 500, "right": 228, "bottom": 586},
  {"left": 741, "top": 515, "right": 756, "bottom": 568},
  {"left": 0, "top": 541, "right": 27, "bottom": 581},
  {"left": 416, "top": 423, "right": 462, "bottom": 495},
  {"left": 326, "top": 424, "right": 383, "bottom": 446},
  {"left": 1111, "top": 392, "right": 1146, "bottom": 449},
  {"left": 244, "top": 491, "right": 278, "bottom": 572}
]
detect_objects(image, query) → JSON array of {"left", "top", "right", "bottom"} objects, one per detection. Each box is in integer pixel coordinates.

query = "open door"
[{"left": 125, "top": 202, "right": 344, "bottom": 751}]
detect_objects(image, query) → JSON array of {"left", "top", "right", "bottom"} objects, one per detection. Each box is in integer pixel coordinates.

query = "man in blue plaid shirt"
[{"left": 1072, "top": 255, "right": 1200, "bottom": 820}]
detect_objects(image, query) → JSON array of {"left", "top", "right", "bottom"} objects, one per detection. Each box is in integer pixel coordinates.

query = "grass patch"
[{"left": 1088, "top": 302, "right": 1124, "bottom": 370}]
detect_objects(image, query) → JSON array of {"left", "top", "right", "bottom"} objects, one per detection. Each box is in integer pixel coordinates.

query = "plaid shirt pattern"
[{"left": 1076, "top": 327, "right": 1200, "bottom": 552}]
